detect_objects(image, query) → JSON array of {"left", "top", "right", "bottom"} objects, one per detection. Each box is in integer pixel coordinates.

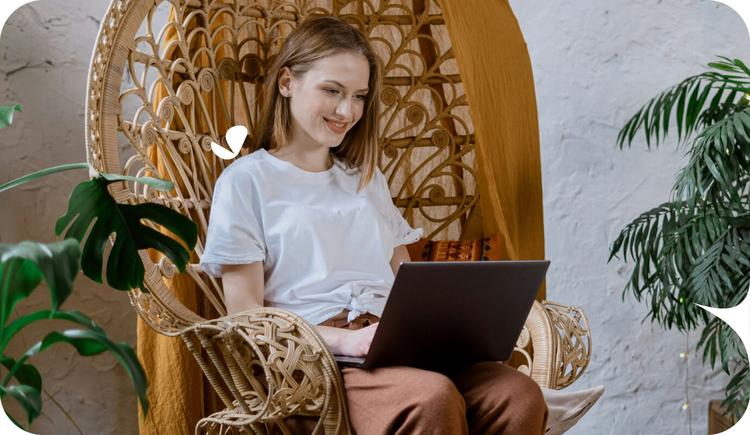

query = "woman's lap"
[
  {"left": 451, "top": 362, "right": 548, "bottom": 435},
  {"left": 342, "top": 365, "right": 467, "bottom": 434},
  {"left": 342, "top": 362, "right": 547, "bottom": 435},
  {"left": 314, "top": 312, "right": 547, "bottom": 434}
]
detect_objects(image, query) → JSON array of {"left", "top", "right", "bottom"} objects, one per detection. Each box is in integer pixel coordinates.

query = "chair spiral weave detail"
[{"left": 186, "top": 308, "right": 349, "bottom": 434}]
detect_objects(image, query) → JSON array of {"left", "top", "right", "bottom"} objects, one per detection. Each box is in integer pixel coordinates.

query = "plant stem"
[
  {"left": 0, "top": 163, "right": 88, "bottom": 193},
  {"left": 684, "top": 332, "right": 692, "bottom": 435},
  {"left": 43, "top": 388, "right": 84, "bottom": 435}
]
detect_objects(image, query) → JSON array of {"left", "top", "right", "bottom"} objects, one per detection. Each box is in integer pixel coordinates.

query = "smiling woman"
[
  {"left": 253, "top": 16, "right": 382, "bottom": 191},
  {"left": 271, "top": 51, "right": 371, "bottom": 170},
  {"left": 197, "top": 15, "right": 550, "bottom": 435}
]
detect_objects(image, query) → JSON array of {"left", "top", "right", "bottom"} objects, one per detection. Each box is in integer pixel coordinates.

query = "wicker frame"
[{"left": 85, "top": 1, "right": 592, "bottom": 433}]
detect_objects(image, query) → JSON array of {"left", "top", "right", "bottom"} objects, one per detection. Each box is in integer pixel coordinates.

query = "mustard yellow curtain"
[{"left": 442, "top": 0, "right": 546, "bottom": 289}]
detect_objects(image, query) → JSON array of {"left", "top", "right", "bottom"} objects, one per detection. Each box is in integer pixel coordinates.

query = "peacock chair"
[{"left": 85, "top": 0, "right": 592, "bottom": 433}]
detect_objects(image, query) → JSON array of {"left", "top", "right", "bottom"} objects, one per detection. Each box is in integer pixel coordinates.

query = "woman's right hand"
[
  {"left": 338, "top": 323, "right": 378, "bottom": 357},
  {"left": 316, "top": 323, "right": 378, "bottom": 357}
]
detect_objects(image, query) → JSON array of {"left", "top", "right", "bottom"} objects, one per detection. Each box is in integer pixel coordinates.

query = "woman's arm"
[
  {"left": 312, "top": 244, "right": 413, "bottom": 357},
  {"left": 390, "top": 244, "right": 411, "bottom": 275},
  {"left": 222, "top": 262, "right": 265, "bottom": 315},
  {"left": 221, "top": 262, "right": 375, "bottom": 356}
]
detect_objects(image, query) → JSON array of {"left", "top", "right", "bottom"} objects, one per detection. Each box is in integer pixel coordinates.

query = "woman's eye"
[
  {"left": 324, "top": 89, "right": 339, "bottom": 95},
  {"left": 356, "top": 95, "right": 367, "bottom": 101}
]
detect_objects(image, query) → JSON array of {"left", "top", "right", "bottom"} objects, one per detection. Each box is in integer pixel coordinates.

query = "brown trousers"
[{"left": 317, "top": 311, "right": 549, "bottom": 435}]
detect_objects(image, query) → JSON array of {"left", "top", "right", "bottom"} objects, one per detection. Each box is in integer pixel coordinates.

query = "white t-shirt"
[{"left": 200, "top": 148, "right": 423, "bottom": 325}]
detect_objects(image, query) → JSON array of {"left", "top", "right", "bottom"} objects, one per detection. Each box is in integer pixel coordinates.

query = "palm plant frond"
[
  {"left": 617, "top": 57, "right": 750, "bottom": 150},
  {"left": 613, "top": 58, "right": 750, "bottom": 418},
  {"left": 722, "top": 354, "right": 749, "bottom": 422},
  {"left": 673, "top": 109, "right": 750, "bottom": 202}
]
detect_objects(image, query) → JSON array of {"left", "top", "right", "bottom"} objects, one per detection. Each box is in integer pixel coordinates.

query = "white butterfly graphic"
[{"left": 211, "top": 125, "right": 247, "bottom": 160}]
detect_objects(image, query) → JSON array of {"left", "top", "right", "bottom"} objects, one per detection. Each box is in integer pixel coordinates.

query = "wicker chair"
[{"left": 85, "top": 1, "right": 592, "bottom": 433}]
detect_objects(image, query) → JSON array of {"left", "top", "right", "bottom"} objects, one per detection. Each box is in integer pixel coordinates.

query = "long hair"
[{"left": 254, "top": 16, "right": 382, "bottom": 190}]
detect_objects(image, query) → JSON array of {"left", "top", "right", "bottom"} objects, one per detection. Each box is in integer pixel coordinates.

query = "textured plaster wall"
[
  {"left": 508, "top": 0, "right": 750, "bottom": 434},
  {"left": 0, "top": 0, "right": 748, "bottom": 434},
  {"left": 0, "top": 1, "right": 137, "bottom": 434}
]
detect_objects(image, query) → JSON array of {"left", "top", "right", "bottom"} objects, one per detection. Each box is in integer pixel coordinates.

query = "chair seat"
[{"left": 179, "top": 300, "right": 589, "bottom": 434}]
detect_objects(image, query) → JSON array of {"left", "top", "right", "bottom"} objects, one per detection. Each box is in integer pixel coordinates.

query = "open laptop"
[{"left": 334, "top": 260, "right": 550, "bottom": 373}]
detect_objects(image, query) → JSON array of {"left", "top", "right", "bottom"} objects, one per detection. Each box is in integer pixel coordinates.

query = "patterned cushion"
[{"left": 406, "top": 232, "right": 509, "bottom": 262}]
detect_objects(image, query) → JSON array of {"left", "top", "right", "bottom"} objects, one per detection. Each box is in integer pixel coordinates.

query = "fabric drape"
[{"left": 441, "top": 0, "right": 547, "bottom": 285}]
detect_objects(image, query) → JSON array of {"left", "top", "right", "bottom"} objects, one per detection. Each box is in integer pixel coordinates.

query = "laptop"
[{"left": 334, "top": 260, "right": 550, "bottom": 373}]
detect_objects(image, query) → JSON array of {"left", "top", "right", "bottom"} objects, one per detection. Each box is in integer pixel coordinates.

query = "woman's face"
[{"left": 280, "top": 51, "right": 370, "bottom": 150}]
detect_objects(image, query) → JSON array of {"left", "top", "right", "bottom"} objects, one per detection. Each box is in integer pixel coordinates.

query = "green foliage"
[
  {"left": 613, "top": 57, "right": 750, "bottom": 420},
  {"left": 0, "top": 104, "right": 197, "bottom": 428},
  {"left": 55, "top": 174, "right": 197, "bottom": 290},
  {"left": 0, "top": 105, "right": 21, "bottom": 130},
  {"left": 0, "top": 163, "right": 89, "bottom": 194},
  {"left": 0, "top": 240, "right": 148, "bottom": 428},
  {"left": 1, "top": 385, "right": 41, "bottom": 425},
  {"left": 1, "top": 159, "right": 196, "bottom": 291},
  {"left": 0, "top": 241, "right": 80, "bottom": 323}
]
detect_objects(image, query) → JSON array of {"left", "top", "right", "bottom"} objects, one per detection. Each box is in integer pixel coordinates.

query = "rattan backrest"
[{"left": 86, "top": 0, "right": 478, "bottom": 331}]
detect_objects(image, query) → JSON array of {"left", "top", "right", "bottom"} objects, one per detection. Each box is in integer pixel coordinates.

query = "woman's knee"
[
  {"left": 457, "top": 363, "right": 548, "bottom": 434},
  {"left": 410, "top": 369, "right": 466, "bottom": 413},
  {"left": 493, "top": 370, "right": 547, "bottom": 433},
  {"left": 512, "top": 374, "right": 546, "bottom": 413},
  {"left": 489, "top": 366, "right": 545, "bottom": 407},
  {"left": 400, "top": 369, "right": 467, "bottom": 434},
  {"left": 506, "top": 376, "right": 547, "bottom": 433},
  {"left": 345, "top": 366, "right": 469, "bottom": 434}
]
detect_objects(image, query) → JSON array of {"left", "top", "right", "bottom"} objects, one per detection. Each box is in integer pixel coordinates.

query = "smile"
[{"left": 324, "top": 118, "right": 348, "bottom": 134}]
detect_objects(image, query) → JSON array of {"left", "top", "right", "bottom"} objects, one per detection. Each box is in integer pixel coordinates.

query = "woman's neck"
[{"left": 269, "top": 142, "right": 333, "bottom": 172}]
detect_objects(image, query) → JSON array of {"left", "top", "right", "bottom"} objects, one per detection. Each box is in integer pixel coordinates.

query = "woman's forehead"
[{"left": 303, "top": 52, "right": 370, "bottom": 90}]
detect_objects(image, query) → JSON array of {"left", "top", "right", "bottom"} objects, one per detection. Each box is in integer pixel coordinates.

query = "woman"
[{"left": 200, "top": 16, "right": 547, "bottom": 434}]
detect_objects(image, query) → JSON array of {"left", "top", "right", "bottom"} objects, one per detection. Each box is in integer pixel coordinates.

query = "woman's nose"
[{"left": 334, "top": 99, "right": 354, "bottom": 121}]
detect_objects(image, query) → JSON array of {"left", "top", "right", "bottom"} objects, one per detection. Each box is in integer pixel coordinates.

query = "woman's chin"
[{"left": 320, "top": 134, "right": 346, "bottom": 148}]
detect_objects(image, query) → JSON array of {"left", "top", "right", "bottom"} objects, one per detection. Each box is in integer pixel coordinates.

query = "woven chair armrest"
[
  {"left": 180, "top": 308, "right": 351, "bottom": 434},
  {"left": 540, "top": 300, "right": 592, "bottom": 389}
]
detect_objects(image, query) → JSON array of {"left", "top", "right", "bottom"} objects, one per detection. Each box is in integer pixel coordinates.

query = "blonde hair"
[{"left": 254, "top": 16, "right": 381, "bottom": 190}]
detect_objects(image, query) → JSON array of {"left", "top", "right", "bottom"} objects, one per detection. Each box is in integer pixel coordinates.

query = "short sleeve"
[
  {"left": 373, "top": 169, "right": 423, "bottom": 247},
  {"left": 199, "top": 166, "right": 266, "bottom": 277}
]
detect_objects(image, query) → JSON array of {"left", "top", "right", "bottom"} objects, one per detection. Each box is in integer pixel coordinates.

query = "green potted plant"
[
  {"left": 611, "top": 57, "right": 750, "bottom": 423},
  {"left": 0, "top": 104, "right": 198, "bottom": 429}
]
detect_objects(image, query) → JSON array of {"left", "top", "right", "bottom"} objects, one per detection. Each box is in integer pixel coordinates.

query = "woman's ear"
[{"left": 278, "top": 67, "right": 292, "bottom": 97}]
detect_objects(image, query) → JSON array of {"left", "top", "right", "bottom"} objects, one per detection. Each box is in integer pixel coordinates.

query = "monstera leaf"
[
  {"left": 0, "top": 107, "right": 153, "bottom": 426},
  {"left": 55, "top": 174, "right": 197, "bottom": 291}
]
